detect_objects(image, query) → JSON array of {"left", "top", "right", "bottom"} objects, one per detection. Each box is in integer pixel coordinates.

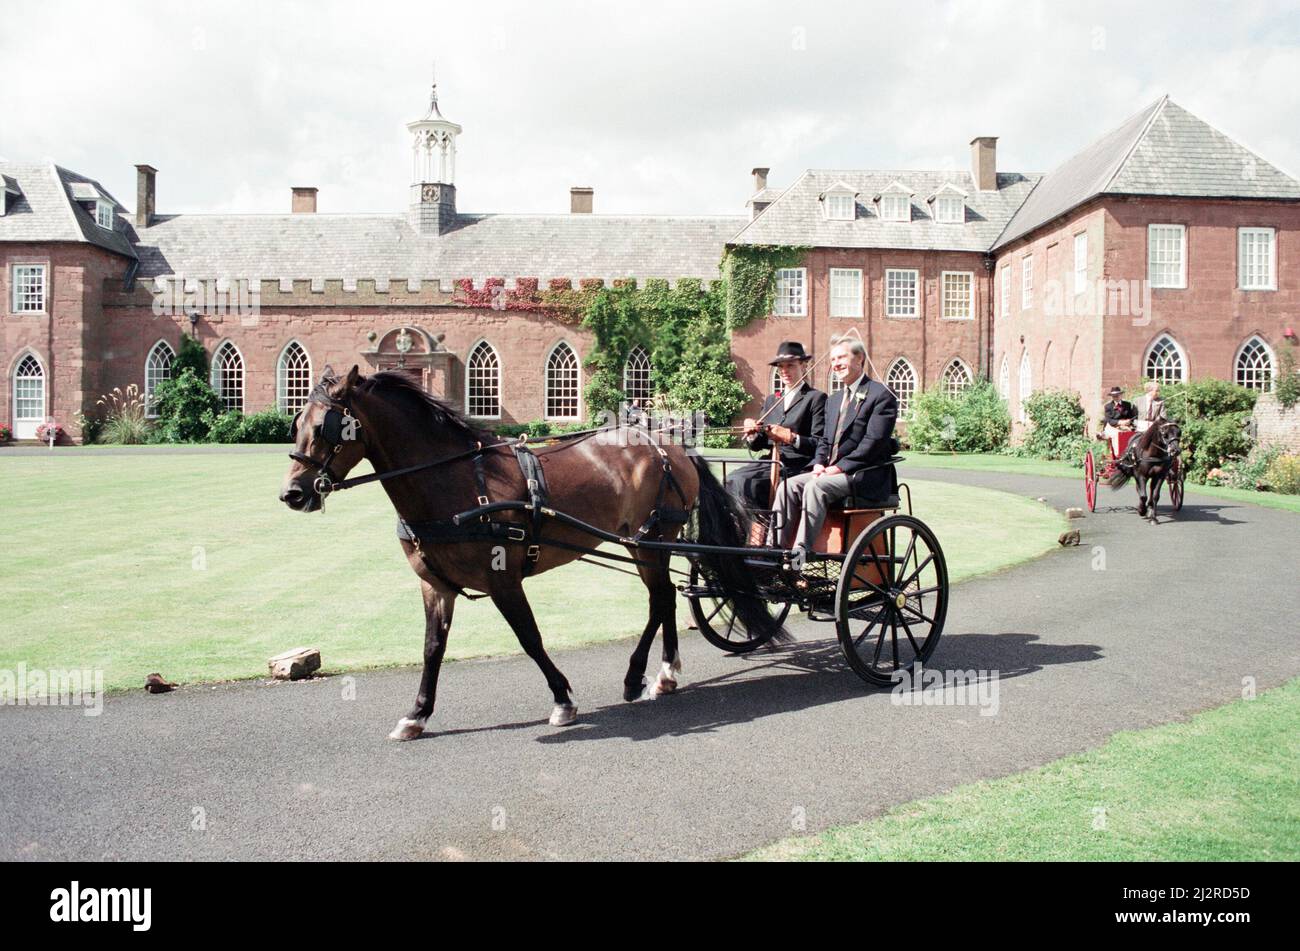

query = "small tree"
[{"left": 152, "top": 368, "right": 221, "bottom": 442}]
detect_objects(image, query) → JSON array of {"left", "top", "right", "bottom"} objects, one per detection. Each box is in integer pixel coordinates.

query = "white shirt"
[{"left": 782, "top": 381, "right": 803, "bottom": 412}]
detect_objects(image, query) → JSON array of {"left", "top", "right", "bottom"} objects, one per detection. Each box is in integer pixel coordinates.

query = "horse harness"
[
  {"left": 1119, "top": 421, "right": 1181, "bottom": 473},
  {"left": 290, "top": 393, "right": 690, "bottom": 598}
]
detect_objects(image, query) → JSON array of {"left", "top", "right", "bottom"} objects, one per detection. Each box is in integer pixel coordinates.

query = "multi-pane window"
[
  {"left": 880, "top": 194, "right": 910, "bottom": 222},
  {"left": 211, "top": 341, "right": 245, "bottom": 414},
  {"left": 771, "top": 367, "right": 786, "bottom": 398},
  {"left": 545, "top": 342, "right": 580, "bottom": 420},
  {"left": 827, "top": 370, "right": 844, "bottom": 394},
  {"left": 1074, "top": 232, "right": 1088, "bottom": 294},
  {"left": 96, "top": 201, "right": 114, "bottom": 230},
  {"left": 1017, "top": 351, "right": 1032, "bottom": 423},
  {"left": 1235, "top": 337, "right": 1273, "bottom": 390},
  {"left": 941, "top": 272, "right": 974, "bottom": 319},
  {"left": 1000, "top": 265, "right": 1009, "bottom": 318},
  {"left": 1148, "top": 224, "right": 1186, "bottom": 288},
  {"left": 1145, "top": 336, "right": 1185, "bottom": 384},
  {"left": 1021, "top": 255, "right": 1034, "bottom": 309},
  {"left": 1238, "top": 228, "right": 1276, "bottom": 290},
  {"left": 277, "top": 341, "right": 312, "bottom": 414},
  {"left": 14, "top": 353, "right": 45, "bottom": 425},
  {"left": 773, "top": 268, "right": 806, "bottom": 316},
  {"left": 11, "top": 264, "right": 46, "bottom": 313},
  {"left": 885, "top": 268, "right": 919, "bottom": 317},
  {"left": 999, "top": 355, "right": 1010, "bottom": 400},
  {"left": 942, "top": 359, "right": 973, "bottom": 395},
  {"left": 826, "top": 194, "right": 855, "bottom": 220},
  {"left": 623, "top": 345, "right": 653, "bottom": 407},
  {"left": 144, "top": 340, "right": 175, "bottom": 418},
  {"left": 466, "top": 340, "right": 501, "bottom": 418},
  {"left": 934, "top": 196, "right": 964, "bottom": 224},
  {"left": 885, "top": 359, "right": 916, "bottom": 414},
  {"left": 829, "top": 268, "right": 863, "bottom": 318}
]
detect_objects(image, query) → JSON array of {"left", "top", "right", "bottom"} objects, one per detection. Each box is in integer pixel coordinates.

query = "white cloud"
[{"left": 2, "top": 0, "right": 1298, "bottom": 215}]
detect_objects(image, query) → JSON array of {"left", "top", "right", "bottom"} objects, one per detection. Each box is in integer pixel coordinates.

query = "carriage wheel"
[
  {"left": 835, "top": 515, "right": 948, "bottom": 686},
  {"left": 687, "top": 564, "right": 791, "bottom": 654},
  {"left": 1084, "top": 450, "right": 1097, "bottom": 512},
  {"left": 1170, "top": 456, "right": 1185, "bottom": 512}
]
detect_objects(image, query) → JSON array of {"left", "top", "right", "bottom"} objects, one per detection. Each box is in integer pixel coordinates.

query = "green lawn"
[
  {"left": 905, "top": 451, "right": 1300, "bottom": 513},
  {"left": 748, "top": 678, "right": 1300, "bottom": 861},
  {"left": 0, "top": 452, "right": 1062, "bottom": 691}
]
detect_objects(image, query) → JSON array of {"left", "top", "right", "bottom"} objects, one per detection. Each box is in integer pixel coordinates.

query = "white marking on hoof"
[
  {"left": 651, "top": 658, "right": 682, "bottom": 697},
  {"left": 388, "top": 716, "right": 426, "bottom": 741},
  {"left": 549, "top": 703, "right": 578, "bottom": 727}
]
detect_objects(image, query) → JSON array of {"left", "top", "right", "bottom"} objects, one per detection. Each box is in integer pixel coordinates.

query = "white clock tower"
[{"left": 407, "top": 74, "right": 462, "bottom": 236}]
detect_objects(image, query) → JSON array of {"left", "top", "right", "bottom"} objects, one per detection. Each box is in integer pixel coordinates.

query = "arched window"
[
  {"left": 277, "top": 340, "right": 312, "bottom": 414},
  {"left": 999, "top": 355, "right": 1010, "bottom": 400},
  {"left": 210, "top": 341, "right": 244, "bottom": 414},
  {"left": 1144, "top": 335, "right": 1185, "bottom": 385},
  {"left": 1235, "top": 337, "right": 1274, "bottom": 391},
  {"left": 144, "top": 340, "right": 175, "bottom": 418},
  {"left": 13, "top": 352, "right": 46, "bottom": 439},
  {"left": 623, "top": 345, "right": 653, "bottom": 407},
  {"left": 466, "top": 340, "right": 501, "bottom": 418},
  {"left": 885, "top": 358, "right": 917, "bottom": 414},
  {"left": 545, "top": 342, "right": 580, "bottom": 420},
  {"left": 1018, "top": 351, "right": 1032, "bottom": 423},
  {"left": 770, "top": 366, "right": 786, "bottom": 398},
  {"left": 942, "top": 358, "right": 973, "bottom": 396}
]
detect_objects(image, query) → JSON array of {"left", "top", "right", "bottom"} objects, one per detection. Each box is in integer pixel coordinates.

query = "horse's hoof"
[
  {"left": 387, "top": 716, "right": 426, "bottom": 741},
  {"left": 623, "top": 678, "right": 646, "bottom": 702},
  {"left": 549, "top": 703, "right": 578, "bottom": 727},
  {"left": 651, "top": 659, "right": 682, "bottom": 696}
]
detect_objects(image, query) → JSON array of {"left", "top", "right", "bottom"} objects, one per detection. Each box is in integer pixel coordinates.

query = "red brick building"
[{"left": 3, "top": 91, "right": 1296, "bottom": 442}]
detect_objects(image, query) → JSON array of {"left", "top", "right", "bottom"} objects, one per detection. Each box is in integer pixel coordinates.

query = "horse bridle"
[{"left": 288, "top": 396, "right": 359, "bottom": 497}]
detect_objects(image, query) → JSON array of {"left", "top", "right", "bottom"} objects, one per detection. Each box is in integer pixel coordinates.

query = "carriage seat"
[{"left": 815, "top": 456, "right": 903, "bottom": 555}]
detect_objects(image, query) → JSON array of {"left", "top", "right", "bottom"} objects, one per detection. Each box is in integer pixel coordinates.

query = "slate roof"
[
  {"left": 0, "top": 163, "right": 136, "bottom": 260},
  {"left": 730, "top": 169, "right": 1040, "bottom": 253},
  {"left": 130, "top": 212, "right": 745, "bottom": 283},
  {"left": 993, "top": 96, "right": 1300, "bottom": 249}
]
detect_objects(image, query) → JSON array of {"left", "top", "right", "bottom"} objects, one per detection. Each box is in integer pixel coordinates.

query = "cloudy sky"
[{"left": 3, "top": 0, "right": 1298, "bottom": 217}]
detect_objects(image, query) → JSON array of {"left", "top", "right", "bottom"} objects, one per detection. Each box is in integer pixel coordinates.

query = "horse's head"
[
  {"left": 280, "top": 365, "right": 367, "bottom": 512},
  {"left": 1159, "top": 421, "right": 1182, "bottom": 457}
]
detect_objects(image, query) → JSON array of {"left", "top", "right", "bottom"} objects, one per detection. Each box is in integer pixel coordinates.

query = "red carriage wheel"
[{"left": 1084, "top": 450, "right": 1097, "bottom": 512}]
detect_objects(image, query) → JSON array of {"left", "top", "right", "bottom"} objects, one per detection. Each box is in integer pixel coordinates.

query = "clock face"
[{"left": 421, "top": 184, "right": 438, "bottom": 202}]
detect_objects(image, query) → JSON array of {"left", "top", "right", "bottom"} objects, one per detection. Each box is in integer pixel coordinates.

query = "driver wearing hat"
[{"left": 725, "top": 341, "right": 827, "bottom": 508}]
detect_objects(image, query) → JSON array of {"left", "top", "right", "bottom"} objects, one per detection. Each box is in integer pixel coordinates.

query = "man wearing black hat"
[
  {"left": 725, "top": 341, "right": 827, "bottom": 508},
  {"left": 1099, "top": 385, "right": 1138, "bottom": 449}
]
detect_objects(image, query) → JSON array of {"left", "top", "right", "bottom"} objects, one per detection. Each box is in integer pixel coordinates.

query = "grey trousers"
[{"left": 771, "top": 471, "right": 854, "bottom": 549}]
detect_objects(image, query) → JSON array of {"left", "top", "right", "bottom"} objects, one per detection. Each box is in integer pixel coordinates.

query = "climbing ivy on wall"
[{"left": 721, "top": 244, "right": 810, "bottom": 329}]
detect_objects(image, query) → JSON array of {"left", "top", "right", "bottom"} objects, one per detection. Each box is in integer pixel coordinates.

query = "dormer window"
[
  {"left": 880, "top": 194, "right": 910, "bottom": 222},
  {"left": 820, "top": 182, "right": 859, "bottom": 221},
  {"left": 934, "top": 196, "right": 964, "bottom": 224},
  {"left": 875, "top": 182, "right": 915, "bottom": 223},
  {"left": 95, "top": 200, "right": 114, "bottom": 230}
]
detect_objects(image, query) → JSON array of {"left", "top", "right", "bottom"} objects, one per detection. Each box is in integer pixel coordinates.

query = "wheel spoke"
[
  {"left": 890, "top": 612, "right": 900, "bottom": 670},
  {"left": 899, "top": 602, "right": 936, "bottom": 626},
  {"left": 869, "top": 619, "right": 888, "bottom": 666},
  {"left": 724, "top": 607, "right": 738, "bottom": 641},
  {"left": 850, "top": 571, "right": 892, "bottom": 600},
  {"left": 853, "top": 611, "right": 884, "bottom": 650},
  {"left": 899, "top": 529, "right": 918, "bottom": 583},
  {"left": 896, "top": 552, "right": 935, "bottom": 592},
  {"left": 904, "top": 584, "right": 943, "bottom": 598},
  {"left": 897, "top": 612, "right": 923, "bottom": 655},
  {"left": 704, "top": 599, "right": 727, "bottom": 624}
]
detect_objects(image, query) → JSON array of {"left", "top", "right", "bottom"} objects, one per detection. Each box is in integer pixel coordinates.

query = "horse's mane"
[{"left": 354, "top": 371, "right": 492, "bottom": 442}]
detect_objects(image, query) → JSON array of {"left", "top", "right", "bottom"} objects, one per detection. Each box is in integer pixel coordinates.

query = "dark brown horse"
[
  {"left": 279, "top": 366, "right": 782, "bottom": 739},
  {"left": 1108, "top": 421, "right": 1182, "bottom": 523}
]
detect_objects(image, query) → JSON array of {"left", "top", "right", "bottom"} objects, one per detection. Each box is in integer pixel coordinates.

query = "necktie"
[{"left": 831, "top": 386, "right": 852, "bottom": 462}]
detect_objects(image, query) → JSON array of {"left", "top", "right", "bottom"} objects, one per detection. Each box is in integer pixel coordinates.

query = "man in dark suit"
[
  {"left": 726, "top": 341, "right": 827, "bottom": 508},
  {"left": 773, "top": 334, "right": 898, "bottom": 553}
]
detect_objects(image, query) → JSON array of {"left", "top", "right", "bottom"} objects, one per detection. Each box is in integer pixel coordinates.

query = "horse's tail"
[
  {"left": 689, "top": 455, "right": 791, "bottom": 645},
  {"left": 1107, "top": 459, "right": 1134, "bottom": 490}
]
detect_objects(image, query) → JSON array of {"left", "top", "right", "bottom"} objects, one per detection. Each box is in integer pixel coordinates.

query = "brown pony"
[
  {"left": 1107, "top": 420, "right": 1183, "bottom": 523},
  {"left": 279, "top": 367, "right": 782, "bottom": 739}
]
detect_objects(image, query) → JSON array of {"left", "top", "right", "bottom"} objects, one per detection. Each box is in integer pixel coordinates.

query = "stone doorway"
[{"left": 360, "top": 326, "right": 457, "bottom": 408}]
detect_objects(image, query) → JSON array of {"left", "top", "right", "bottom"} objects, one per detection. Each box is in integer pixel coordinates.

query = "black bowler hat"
[
  {"left": 1108, "top": 386, "right": 1124, "bottom": 397},
  {"left": 769, "top": 341, "right": 812, "bottom": 365}
]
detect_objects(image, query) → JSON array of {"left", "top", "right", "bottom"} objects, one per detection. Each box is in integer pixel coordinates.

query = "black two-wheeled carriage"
[{"left": 684, "top": 456, "right": 948, "bottom": 686}]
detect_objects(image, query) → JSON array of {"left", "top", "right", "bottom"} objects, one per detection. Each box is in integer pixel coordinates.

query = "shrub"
[
  {"left": 1264, "top": 453, "right": 1300, "bottom": 494},
  {"left": 905, "top": 381, "right": 1010, "bottom": 453},
  {"left": 204, "top": 410, "right": 246, "bottom": 444},
  {"left": 95, "top": 384, "right": 151, "bottom": 444},
  {"left": 0, "top": 424, "right": 11, "bottom": 442},
  {"left": 1206, "top": 443, "right": 1282, "bottom": 490},
  {"left": 1161, "top": 379, "right": 1257, "bottom": 481},
  {"left": 173, "top": 334, "right": 208, "bottom": 379},
  {"left": 1275, "top": 347, "right": 1299, "bottom": 409},
  {"left": 494, "top": 419, "right": 588, "bottom": 440},
  {"left": 152, "top": 368, "right": 221, "bottom": 442},
  {"left": 1016, "top": 389, "right": 1090, "bottom": 463},
  {"left": 236, "top": 409, "right": 294, "bottom": 443}
]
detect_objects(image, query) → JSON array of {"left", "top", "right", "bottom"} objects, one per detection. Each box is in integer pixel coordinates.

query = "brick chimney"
[
  {"left": 570, "top": 187, "right": 593, "bottom": 214},
  {"left": 292, "top": 187, "right": 318, "bottom": 214},
  {"left": 752, "top": 167, "right": 769, "bottom": 194},
  {"left": 135, "top": 164, "right": 157, "bottom": 229},
  {"left": 970, "top": 137, "right": 998, "bottom": 191}
]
